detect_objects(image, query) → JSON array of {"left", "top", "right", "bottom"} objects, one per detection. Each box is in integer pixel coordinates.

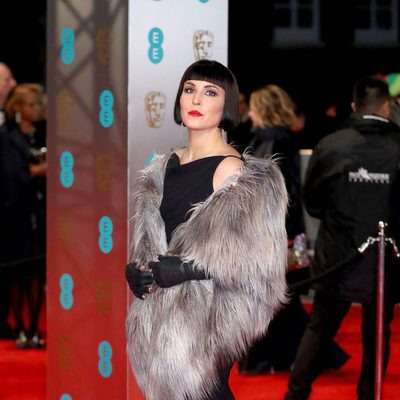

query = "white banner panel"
[
  {"left": 128, "top": 0, "right": 228, "bottom": 173},
  {"left": 127, "top": 1, "right": 228, "bottom": 397}
]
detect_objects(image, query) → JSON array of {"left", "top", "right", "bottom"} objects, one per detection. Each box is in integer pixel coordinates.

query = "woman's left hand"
[{"left": 149, "top": 256, "right": 207, "bottom": 288}]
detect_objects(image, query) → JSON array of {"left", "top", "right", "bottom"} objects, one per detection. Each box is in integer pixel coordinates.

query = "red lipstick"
[{"left": 188, "top": 110, "right": 203, "bottom": 117}]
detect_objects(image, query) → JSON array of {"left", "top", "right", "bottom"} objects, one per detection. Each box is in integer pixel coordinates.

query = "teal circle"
[
  {"left": 99, "top": 235, "right": 113, "bottom": 254},
  {"left": 98, "top": 216, "right": 113, "bottom": 235},
  {"left": 148, "top": 27, "right": 164, "bottom": 45},
  {"left": 60, "top": 273, "right": 74, "bottom": 291},
  {"left": 99, "top": 90, "right": 114, "bottom": 109},
  {"left": 61, "top": 47, "right": 75, "bottom": 65},
  {"left": 60, "top": 151, "right": 74, "bottom": 169},
  {"left": 148, "top": 46, "right": 164, "bottom": 64},
  {"left": 99, "top": 108, "right": 114, "bottom": 128},
  {"left": 60, "top": 170, "right": 74, "bottom": 188},
  {"left": 59, "top": 292, "right": 73, "bottom": 310},
  {"left": 98, "top": 341, "right": 113, "bottom": 358},
  {"left": 61, "top": 28, "right": 75, "bottom": 46},
  {"left": 98, "top": 359, "right": 112, "bottom": 378},
  {"left": 60, "top": 395, "right": 72, "bottom": 400}
]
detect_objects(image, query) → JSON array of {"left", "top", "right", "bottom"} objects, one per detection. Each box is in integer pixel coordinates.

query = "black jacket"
[
  {"left": 0, "top": 121, "right": 46, "bottom": 262},
  {"left": 304, "top": 113, "right": 400, "bottom": 302},
  {"left": 250, "top": 125, "right": 305, "bottom": 238}
]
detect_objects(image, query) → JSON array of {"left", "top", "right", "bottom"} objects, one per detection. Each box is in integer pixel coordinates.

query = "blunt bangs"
[{"left": 174, "top": 60, "right": 240, "bottom": 131}]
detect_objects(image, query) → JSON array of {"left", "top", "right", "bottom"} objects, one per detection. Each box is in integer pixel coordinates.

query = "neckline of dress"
[{"left": 172, "top": 152, "right": 230, "bottom": 166}]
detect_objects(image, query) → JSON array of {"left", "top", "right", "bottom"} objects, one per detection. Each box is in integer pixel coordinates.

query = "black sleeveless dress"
[{"left": 160, "top": 152, "right": 240, "bottom": 400}]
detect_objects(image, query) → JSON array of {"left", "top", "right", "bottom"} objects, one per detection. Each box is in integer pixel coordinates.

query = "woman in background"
[
  {"left": 0, "top": 83, "right": 47, "bottom": 348},
  {"left": 239, "top": 84, "right": 349, "bottom": 375}
]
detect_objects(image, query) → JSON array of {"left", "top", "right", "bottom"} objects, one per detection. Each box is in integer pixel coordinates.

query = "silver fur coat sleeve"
[{"left": 126, "top": 154, "right": 288, "bottom": 400}]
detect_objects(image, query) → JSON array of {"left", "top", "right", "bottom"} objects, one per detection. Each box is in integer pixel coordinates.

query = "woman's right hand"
[
  {"left": 30, "top": 161, "right": 47, "bottom": 177},
  {"left": 125, "top": 262, "right": 154, "bottom": 300}
]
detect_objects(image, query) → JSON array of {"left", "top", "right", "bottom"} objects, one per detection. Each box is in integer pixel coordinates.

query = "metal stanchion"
[{"left": 375, "top": 221, "right": 386, "bottom": 400}]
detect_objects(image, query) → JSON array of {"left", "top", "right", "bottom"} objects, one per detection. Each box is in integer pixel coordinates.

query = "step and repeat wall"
[{"left": 47, "top": 1, "right": 227, "bottom": 399}]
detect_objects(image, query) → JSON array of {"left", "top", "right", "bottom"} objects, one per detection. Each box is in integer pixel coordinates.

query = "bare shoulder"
[
  {"left": 213, "top": 153, "right": 244, "bottom": 190},
  {"left": 174, "top": 147, "right": 185, "bottom": 158}
]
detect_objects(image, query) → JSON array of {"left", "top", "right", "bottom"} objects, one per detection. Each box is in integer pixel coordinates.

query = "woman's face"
[
  {"left": 18, "top": 91, "right": 43, "bottom": 123},
  {"left": 180, "top": 80, "right": 225, "bottom": 132}
]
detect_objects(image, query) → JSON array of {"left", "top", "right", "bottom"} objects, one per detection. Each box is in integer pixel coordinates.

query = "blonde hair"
[
  {"left": 249, "top": 84, "right": 296, "bottom": 128},
  {"left": 5, "top": 83, "right": 44, "bottom": 120}
]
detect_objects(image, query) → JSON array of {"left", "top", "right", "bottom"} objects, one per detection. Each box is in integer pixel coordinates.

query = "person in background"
[
  {"left": 0, "top": 62, "right": 17, "bottom": 339},
  {"left": 238, "top": 84, "right": 349, "bottom": 375},
  {"left": 285, "top": 76, "right": 400, "bottom": 400},
  {"left": 0, "top": 62, "right": 17, "bottom": 125},
  {"left": 0, "top": 83, "right": 47, "bottom": 348},
  {"left": 125, "top": 59, "right": 288, "bottom": 400},
  {"left": 248, "top": 84, "right": 304, "bottom": 238}
]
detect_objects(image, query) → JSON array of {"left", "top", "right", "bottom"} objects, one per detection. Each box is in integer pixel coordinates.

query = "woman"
[
  {"left": 248, "top": 84, "right": 304, "bottom": 239},
  {"left": 125, "top": 60, "right": 288, "bottom": 400},
  {"left": 239, "top": 84, "right": 349, "bottom": 375},
  {"left": 0, "top": 83, "right": 47, "bottom": 348}
]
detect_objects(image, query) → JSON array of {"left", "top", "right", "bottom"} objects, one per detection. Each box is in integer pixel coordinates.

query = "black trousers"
[
  {"left": 0, "top": 269, "right": 12, "bottom": 336},
  {"left": 207, "top": 363, "right": 235, "bottom": 400},
  {"left": 285, "top": 290, "right": 395, "bottom": 400}
]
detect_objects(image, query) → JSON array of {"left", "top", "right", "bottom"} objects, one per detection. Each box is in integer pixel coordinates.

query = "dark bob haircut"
[{"left": 173, "top": 59, "right": 240, "bottom": 132}]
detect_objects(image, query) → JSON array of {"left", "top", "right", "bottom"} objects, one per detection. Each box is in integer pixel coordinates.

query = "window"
[
  {"left": 273, "top": 0, "right": 320, "bottom": 46},
  {"left": 354, "top": 0, "right": 398, "bottom": 45}
]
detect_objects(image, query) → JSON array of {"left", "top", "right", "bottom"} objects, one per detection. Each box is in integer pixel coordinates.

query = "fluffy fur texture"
[{"left": 126, "top": 153, "right": 288, "bottom": 400}]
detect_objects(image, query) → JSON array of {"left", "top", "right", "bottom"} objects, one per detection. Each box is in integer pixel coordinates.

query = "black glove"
[
  {"left": 149, "top": 255, "right": 207, "bottom": 288},
  {"left": 125, "top": 262, "right": 154, "bottom": 299}
]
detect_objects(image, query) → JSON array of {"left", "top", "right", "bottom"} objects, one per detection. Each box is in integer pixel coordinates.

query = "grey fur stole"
[{"left": 126, "top": 153, "right": 288, "bottom": 400}]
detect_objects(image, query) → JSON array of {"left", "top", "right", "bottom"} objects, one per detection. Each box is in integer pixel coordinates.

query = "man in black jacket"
[{"left": 285, "top": 76, "right": 400, "bottom": 400}]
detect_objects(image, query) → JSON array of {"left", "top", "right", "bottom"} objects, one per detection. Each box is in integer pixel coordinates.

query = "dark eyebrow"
[
  {"left": 204, "top": 84, "right": 220, "bottom": 90},
  {"left": 183, "top": 81, "right": 222, "bottom": 93}
]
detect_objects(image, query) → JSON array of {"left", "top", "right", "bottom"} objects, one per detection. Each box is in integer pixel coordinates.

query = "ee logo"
[
  {"left": 60, "top": 151, "right": 74, "bottom": 188},
  {"left": 99, "top": 90, "right": 114, "bottom": 128},
  {"left": 60, "top": 27, "right": 75, "bottom": 65},
  {"left": 148, "top": 27, "right": 164, "bottom": 64},
  {"left": 98, "top": 341, "right": 113, "bottom": 378},
  {"left": 59, "top": 273, "right": 74, "bottom": 310},
  {"left": 98, "top": 216, "right": 113, "bottom": 254}
]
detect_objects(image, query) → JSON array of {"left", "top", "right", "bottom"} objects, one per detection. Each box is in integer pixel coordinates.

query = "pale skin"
[
  {"left": 0, "top": 63, "right": 16, "bottom": 106},
  {"left": 176, "top": 79, "right": 243, "bottom": 189},
  {"left": 247, "top": 104, "right": 263, "bottom": 128},
  {"left": 139, "top": 79, "right": 243, "bottom": 293}
]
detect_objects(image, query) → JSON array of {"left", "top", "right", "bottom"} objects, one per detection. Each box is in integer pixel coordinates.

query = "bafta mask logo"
[
  {"left": 96, "top": 26, "right": 111, "bottom": 65},
  {"left": 57, "top": 89, "right": 74, "bottom": 129},
  {"left": 96, "top": 153, "right": 114, "bottom": 192},
  {"left": 95, "top": 280, "right": 113, "bottom": 316},
  {"left": 193, "top": 30, "right": 214, "bottom": 60},
  {"left": 145, "top": 91, "right": 166, "bottom": 128},
  {"left": 57, "top": 335, "right": 73, "bottom": 371}
]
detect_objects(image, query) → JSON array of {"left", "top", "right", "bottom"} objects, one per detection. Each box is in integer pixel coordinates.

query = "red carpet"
[
  {"left": 0, "top": 304, "right": 399, "bottom": 399},
  {"left": 230, "top": 304, "right": 400, "bottom": 399}
]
